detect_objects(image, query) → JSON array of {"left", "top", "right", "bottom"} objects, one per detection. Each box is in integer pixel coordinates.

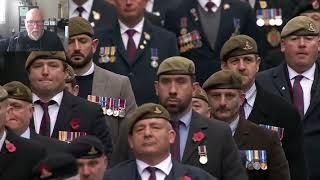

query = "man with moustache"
[
  {"left": 112, "top": 56, "right": 248, "bottom": 180},
  {"left": 6, "top": 8, "right": 64, "bottom": 52},
  {"left": 67, "top": 17, "right": 137, "bottom": 143}
]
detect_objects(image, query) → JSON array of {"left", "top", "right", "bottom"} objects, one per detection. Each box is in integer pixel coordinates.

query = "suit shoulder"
[
  {"left": 96, "top": 65, "right": 129, "bottom": 81},
  {"left": 105, "top": 160, "right": 136, "bottom": 177},
  {"left": 150, "top": 24, "right": 176, "bottom": 38},
  {"left": 9, "top": 132, "right": 45, "bottom": 154},
  {"left": 246, "top": 120, "right": 279, "bottom": 142},
  {"left": 182, "top": 164, "right": 218, "bottom": 180}
]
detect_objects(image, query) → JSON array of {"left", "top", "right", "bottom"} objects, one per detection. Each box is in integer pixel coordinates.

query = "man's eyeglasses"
[{"left": 26, "top": 20, "right": 44, "bottom": 25}]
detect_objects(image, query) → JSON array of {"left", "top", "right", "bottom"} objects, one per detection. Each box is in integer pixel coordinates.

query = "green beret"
[
  {"left": 202, "top": 70, "right": 242, "bottom": 90},
  {"left": 193, "top": 87, "right": 209, "bottom": 103},
  {"left": 128, "top": 103, "right": 170, "bottom": 134},
  {"left": 32, "top": 153, "right": 78, "bottom": 180},
  {"left": 3, "top": 81, "right": 32, "bottom": 103},
  {"left": 69, "top": 16, "right": 94, "bottom": 38},
  {"left": 68, "top": 135, "right": 105, "bottom": 159},
  {"left": 220, "top": 35, "right": 258, "bottom": 61},
  {"left": 0, "top": 85, "right": 8, "bottom": 102},
  {"left": 281, "top": 16, "right": 319, "bottom": 38},
  {"left": 157, "top": 56, "right": 195, "bottom": 76},
  {"left": 65, "top": 64, "right": 76, "bottom": 83},
  {"left": 25, "top": 51, "right": 66, "bottom": 70}
]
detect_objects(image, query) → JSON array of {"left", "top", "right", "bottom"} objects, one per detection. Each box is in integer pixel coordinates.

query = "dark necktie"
[
  {"left": 170, "top": 120, "right": 180, "bottom": 161},
  {"left": 239, "top": 98, "right": 247, "bottom": 120},
  {"left": 76, "top": 6, "right": 85, "bottom": 17},
  {"left": 36, "top": 100, "right": 55, "bottom": 137},
  {"left": 126, "top": 29, "right": 137, "bottom": 63},
  {"left": 146, "top": 167, "right": 157, "bottom": 180},
  {"left": 292, "top": 75, "right": 304, "bottom": 119},
  {"left": 205, "top": 1, "right": 216, "bottom": 13}
]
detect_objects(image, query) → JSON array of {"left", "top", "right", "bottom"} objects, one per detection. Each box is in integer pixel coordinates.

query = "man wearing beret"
[
  {"left": 105, "top": 103, "right": 217, "bottom": 180},
  {"left": 192, "top": 87, "right": 211, "bottom": 118},
  {"left": 4, "top": 81, "right": 67, "bottom": 154},
  {"left": 94, "top": 0, "right": 179, "bottom": 105},
  {"left": 25, "top": 50, "right": 113, "bottom": 155},
  {"left": 256, "top": 15, "right": 320, "bottom": 180},
  {"left": 113, "top": 56, "right": 248, "bottom": 180},
  {"left": 203, "top": 70, "right": 290, "bottom": 180},
  {"left": 67, "top": 17, "right": 137, "bottom": 144},
  {"left": 221, "top": 34, "right": 307, "bottom": 180},
  {"left": 0, "top": 85, "right": 46, "bottom": 180},
  {"left": 68, "top": 135, "right": 108, "bottom": 180},
  {"left": 294, "top": 0, "right": 320, "bottom": 28},
  {"left": 33, "top": 152, "right": 80, "bottom": 180}
]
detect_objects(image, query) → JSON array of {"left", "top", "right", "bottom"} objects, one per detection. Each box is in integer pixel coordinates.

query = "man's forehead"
[
  {"left": 133, "top": 118, "right": 167, "bottom": 126},
  {"left": 8, "top": 98, "right": 31, "bottom": 104},
  {"left": 33, "top": 59, "right": 63, "bottom": 63}
]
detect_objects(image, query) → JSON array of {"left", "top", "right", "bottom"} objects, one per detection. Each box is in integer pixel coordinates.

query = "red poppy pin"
[
  {"left": 182, "top": 175, "right": 191, "bottom": 180},
  {"left": 39, "top": 163, "right": 52, "bottom": 178},
  {"left": 5, "top": 140, "right": 16, "bottom": 153},
  {"left": 70, "top": 118, "right": 80, "bottom": 130},
  {"left": 192, "top": 130, "right": 205, "bottom": 142}
]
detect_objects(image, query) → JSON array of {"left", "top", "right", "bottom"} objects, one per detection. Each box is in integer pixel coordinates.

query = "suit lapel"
[
  {"left": 182, "top": 111, "right": 208, "bottom": 163},
  {"left": 248, "top": 83, "right": 270, "bottom": 123},
  {"left": 133, "top": 20, "right": 153, "bottom": 65},
  {"left": 0, "top": 131, "right": 17, "bottom": 176},
  {"left": 233, "top": 118, "right": 250, "bottom": 148},
  {"left": 51, "top": 91, "right": 74, "bottom": 138},
  {"left": 92, "top": 64, "right": 110, "bottom": 96},
  {"left": 305, "top": 62, "right": 320, "bottom": 119},
  {"left": 109, "top": 22, "right": 129, "bottom": 65},
  {"left": 272, "top": 63, "right": 292, "bottom": 101},
  {"left": 165, "top": 161, "right": 187, "bottom": 180}
]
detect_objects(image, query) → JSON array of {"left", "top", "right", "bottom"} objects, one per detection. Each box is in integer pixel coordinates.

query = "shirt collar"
[
  {"left": 245, "top": 83, "right": 257, "bottom": 108},
  {"left": 69, "top": 0, "right": 94, "bottom": 16},
  {"left": 20, "top": 127, "right": 31, "bottom": 139},
  {"left": 197, "top": 0, "right": 221, "bottom": 10},
  {"left": 32, "top": 91, "right": 64, "bottom": 106},
  {"left": 80, "top": 62, "right": 94, "bottom": 76},
  {"left": 179, "top": 110, "right": 192, "bottom": 128},
  {"left": 229, "top": 115, "right": 240, "bottom": 136},
  {"left": 119, "top": 18, "right": 145, "bottom": 35},
  {"left": 136, "top": 154, "right": 172, "bottom": 176},
  {"left": 287, "top": 63, "right": 315, "bottom": 81},
  {"left": 0, "top": 130, "right": 7, "bottom": 151}
]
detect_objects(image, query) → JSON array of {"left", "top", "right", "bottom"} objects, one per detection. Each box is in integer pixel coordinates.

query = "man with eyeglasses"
[{"left": 6, "top": 8, "right": 64, "bottom": 52}]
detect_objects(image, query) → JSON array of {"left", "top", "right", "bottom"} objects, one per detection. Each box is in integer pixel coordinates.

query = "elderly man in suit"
[
  {"left": 202, "top": 70, "right": 290, "bottom": 180},
  {"left": 26, "top": 50, "right": 113, "bottom": 155},
  {"left": 256, "top": 16, "right": 320, "bottom": 180},
  {"left": 105, "top": 103, "right": 217, "bottom": 180},
  {"left": 4, "top": 81, "right": 67, "bottom": 154},
  {"left": 66, "top": 17, "right": 137, "bottom": 143},
  {"left": 220, "top": 34, "right": 306, "bottom": 180},
  {"left": 113, "top": 56, "right": 248, "bottom": 180},
  {"left": 94, "top": 0, "right": 179, "bottom": 105},
  {"left": 0, "top": 85, "right": 46, "bottom": 180}
]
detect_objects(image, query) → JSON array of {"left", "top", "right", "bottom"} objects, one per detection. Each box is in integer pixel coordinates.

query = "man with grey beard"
[{"left": 6, "top": 8, "right": 64, "bottom": 52}]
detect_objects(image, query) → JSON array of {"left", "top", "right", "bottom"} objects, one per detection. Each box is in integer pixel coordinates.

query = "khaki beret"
[
  {"left": 193, "top": 87, "right": 209, "bottom": 103},
  {"left": 25, "top": 51, "right": 66, "bottom": 70},
  {"left": 220, "top": 35, "right": 258, "bottom": 61},
  {"left": 3, "top": 81, "right": 32, "bottom": 103},
  {"left": 157, "top": 56, "right": 195, "bottom": 76},
  {"left": 65, "top": 64, "right": 76, "bottom": 83},
  {"left": 69, "top": 16, "right": 94, "bottom": 38},
  {"left": 68, "top": 135, "right": 105, "bottom": 159},
  {"left": 281, "top": 16, "right": 319, "bottom": 38},
  {"left": 0, "top": 85, "right": 8, "bottom": 102},
  {"left": 202, "top": 70, "right": 242, "bottom": 90},
  {"left": 128, "top": 103, "right": 170, "bottom": 134}
]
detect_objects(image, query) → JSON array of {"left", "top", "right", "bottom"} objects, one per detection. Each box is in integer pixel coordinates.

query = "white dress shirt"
[
  {"left": 0, "top": 130, "right": 7, "bottom": 151},
  {"left": 119, "top": 18, "right": 144, "bottom": 49},
  {"left": 69, "top": 0, "right": 94, "bottom": 20},
  {"left": 32, "top": 91, "right": 64, "bottom": 136},
  {"left": 244, "top": 83, "right": 257, "bottom": 119},
  {"left": 197, "top": 0, "right": 221, "bottom": 12},
  {"left": 229, "top": 115, "right": 240, "bottom": 136},
  {"left": 137, "top": 154, "right": 173, "bottom": 180},
  {"left": 288, "top": 63, "right": 315, "bottom": 114},
  {"left": 20, "top": 127, "right": 31, "bottom": 139},
  {"left": 79, "top": 61, "right": 94, "bottom": 76},
  {"left": 145, "top": 0, "right": 154, "bottom": 13}
]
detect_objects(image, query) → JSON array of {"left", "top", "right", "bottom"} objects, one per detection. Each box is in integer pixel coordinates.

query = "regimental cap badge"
[
  {"left": 154, "top": 106, "right": 162, "bottom": 114},
  {"left": 92, "top": 10, "right": 101, "bottom": 20},
  {"left": 88, "top": 146, "right": 98, "bottom": 155},
  {"left": 308, "top": 23, "right": 316, "bottom": 32},
  {"left": 243, "top": 41, "right": 253, "bottom": 50}
]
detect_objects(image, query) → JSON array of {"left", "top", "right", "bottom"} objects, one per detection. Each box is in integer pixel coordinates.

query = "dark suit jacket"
[
  {"left": 234, "top": 118, "right": 290, "bottom": 180},
  {"left": 247, "top": 83, "right": 306, "bottom": 180},
  {"left": 111, "top": 111, "right": 248, "bottom": 180},
  {"left": 95, "top": 19, "right": 179, "bottom": 105},
  {"left": 30, "top": 90, "right": 113, "bottom": 154},
  {"left": 29, "top": 129, "right": 68, "bottom": 154},
  {"left": 104, "top": 159, "right": 217, "bottom": 180},
  {"left": 0, "top": 130, "right": 46, "bottom": 180},
  {"left": 164, "top": 0, "right": 259, "bottom": 84},
  {"left": 256, "top": 62, "right": 320, "bottom": 180}
]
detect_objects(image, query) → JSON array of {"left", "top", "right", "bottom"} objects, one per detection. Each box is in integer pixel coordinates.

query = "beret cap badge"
[
  {"left": 243, "top": 41, "right": 253, "bottom": 50},
  {"left": 154, "top": 107, "right": 162, "bottom": 114},
  {"left": 88, "top": 146, "right": 98, "bottom": 155}
]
